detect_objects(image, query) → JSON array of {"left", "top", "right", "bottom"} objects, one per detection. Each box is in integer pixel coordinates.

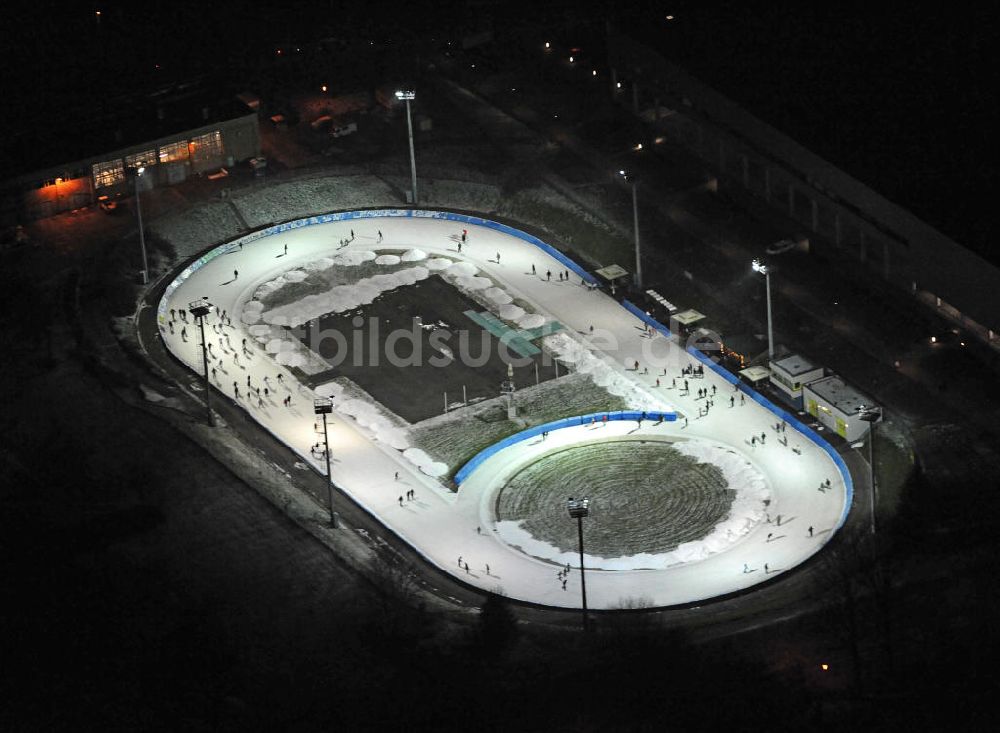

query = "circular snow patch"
[
  {"left": 306, "top": 257, "right": 334, "bottom": 271},
  {"left": 265, "top": 338, "right": 285, "bottom": 353},
  {"left": 403, "top": 447, "right": 433, "bottom": 468},
  {"left": 284, "top": 270, "right": 307, "bottom": 283},
  {"left": 241, "top": 311, "right": 261, "bottom": 325},
  {"left": 248, "top": 325, "right": 271, "bottom": 336},
  {"left": 401, "top": 248, "right": 427, "bottom": 262},
  {"left": 446, "top": 261, "right": 478, "bottom": 277},
  {"left": 425, "top": 257, "right": 452, "bottom": 271},
  {"left": 484, "top": 287, "right": 512, "bottom": 304},
  {"left": 375, "top": 254, "right": 401, "bottom": 266},
  {"left": 422, "top": 462, "right": 448, "bottom": 477},
  {"left": 518, "top": 313, "right": 545, "bottom": 329},
  {"left": 315, "top": 382, "right": 345, "bottom": 398},
  {"left": 499, "top": 304, "right": 525, "bottom": 321},
  {"left": 243, "top": 300, "right": 265, "bottom": 313},
  {"left": 456, "top": 275, "right": 491, "bottom": 290}
]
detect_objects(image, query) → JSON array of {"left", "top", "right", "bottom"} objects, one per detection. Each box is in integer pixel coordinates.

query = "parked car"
[{"left": 98, "top": 194, "right": 118, "bottom": 214}]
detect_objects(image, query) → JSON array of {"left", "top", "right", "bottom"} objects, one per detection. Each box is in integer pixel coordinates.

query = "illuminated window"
[
  {"left": 189, "top": 130, "right": 223, "bottom": 163},
  {"left": 126, "top": 149, "right": 157, "bottom": 169},
  {"left": 158, "top": 140, "right": 189, "bottom": 164},
  {"left": 92, "top": 159, "right": 124, "bottom": 189}
]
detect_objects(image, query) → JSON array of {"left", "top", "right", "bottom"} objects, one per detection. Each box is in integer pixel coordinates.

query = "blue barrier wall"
[
  {"left": 684, "top": 346, "right": 854, "bottom": 529},
  {"left": 159, "top": 208, "right": 600, "bottom": 323},
  {"left": 454, "top": 410, "right": 676, "bottom": 485},
  {"left": 622, "top": 299, "right": 673, "bottom": 338}
]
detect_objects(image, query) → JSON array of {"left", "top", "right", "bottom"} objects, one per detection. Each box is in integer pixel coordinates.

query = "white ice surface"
[{"left": 159, "top": 214, "right": 849, "bottom": 608}]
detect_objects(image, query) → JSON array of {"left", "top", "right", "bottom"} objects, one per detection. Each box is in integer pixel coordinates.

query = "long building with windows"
[
  {"left": 606, "top": 25, "right": 1000, "bottom": 352},
  {"left": 1, "top": 82, "right": 259, "bottom": 224}
]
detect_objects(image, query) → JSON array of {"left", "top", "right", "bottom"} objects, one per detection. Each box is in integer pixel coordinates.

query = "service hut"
[
  {"left": 803, "top": 375, "right": 876, "bottom": 441},
  {"left": 770, "top": 354, "right": 824, "bottom": 409}
]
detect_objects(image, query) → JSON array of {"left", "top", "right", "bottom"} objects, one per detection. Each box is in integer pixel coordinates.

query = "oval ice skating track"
[{"left": 157, "top": 210, "right": 851, "bottom": 609}]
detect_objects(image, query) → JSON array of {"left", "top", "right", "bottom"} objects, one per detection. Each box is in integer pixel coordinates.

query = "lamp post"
[
  {"left": 567, "top": 496, "right": 590, "bottom": 631},
  {"left": 857, "top": 405, "right": 882, "bottom": 535},
  {"left": 752, "top": 258, "right": 774, "bottom": 362},
  {"left": 188, "top": 299, "right": 215, "bottom": 427},
  {"left": 135, "top": 166, "right": 150, "bottom": 285},
  {"left": 395, "top": 90, "right": 418, "bottom": 204},
  {"left": 619, "top": 170, "right": 642, "bottom": 289},
  {"left": 314, "top": 397, "right": 337, "bottom": 527}
]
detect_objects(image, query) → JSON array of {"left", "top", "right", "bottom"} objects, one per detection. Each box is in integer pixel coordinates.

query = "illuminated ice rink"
[{"left": 158, "top": 212, "right": 850, "bottom": 609}]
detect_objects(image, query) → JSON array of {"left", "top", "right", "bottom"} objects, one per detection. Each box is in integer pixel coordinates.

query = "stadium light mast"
[
  {"left": 619, "top": 170, "right": 642, "bottom": 289},
  {"left": 314, "top": 397, "right": 338, "bottom": 527},
  {"left": 135, "top": 166, "right": 150, "bottom": 284},
  {"left": 752, "top": 258, "right": 774, "bottom": 362},
  {"left": 395, "top": 90, "right": 418, "bottom": 204},
  {"left": 857, "top": 405, "right": 883, "bottom": 535},
  {"left": 188, "top": 299, "right": 214, "bottom": 427},
  {"left": 567, "top": 497, "right": 591, "bottom": 631}
]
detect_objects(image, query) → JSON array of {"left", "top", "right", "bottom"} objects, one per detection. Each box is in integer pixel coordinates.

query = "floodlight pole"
[
  {"left": 753, "top": 259, "right": 774, "bottom": 362},
  {"left": 188, "top": 300, "right": 214, "bottom": 427},
  {"left": 619, "top": 171, "right": 642, "bottom": 289},
  {"left": 396, "top": 90, "right": 418, "bottom": 204},
  {"left": 567, "top": 497, "right": 590, "bottom": 632},
  {"left": 135, "top": 166, "right": 149, "bottom": 285},
  {"left": 858, "top": 405, "right": 882, "bottom": 536},
  {"left": 315, "top": 398, "right": 337, "bottom": 527}
]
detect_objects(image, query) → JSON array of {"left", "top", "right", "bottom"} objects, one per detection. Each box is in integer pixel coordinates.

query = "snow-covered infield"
[{"left": 158, "top": 210, "right": 852, "bottom": 609}]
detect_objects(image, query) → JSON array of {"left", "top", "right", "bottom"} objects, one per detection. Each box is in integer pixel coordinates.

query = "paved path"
[{"left": 158, "top": 213, "right": 848, "bottom": 608}]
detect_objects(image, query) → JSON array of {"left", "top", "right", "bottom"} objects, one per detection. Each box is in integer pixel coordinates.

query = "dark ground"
[
  {"left": 2, "top": 10, "right": 998, "bottom": 730},
  {"left": 302, "top": 276, "right": 554, "bottom": 422}
]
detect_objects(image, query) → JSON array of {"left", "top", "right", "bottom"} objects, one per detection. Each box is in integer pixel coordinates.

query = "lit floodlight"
[
  {"left": 395, "top": 90, "right": 415, "bottom": 100},
  {"left": 752, "top": 258, "right": 767, "bottom": 274},
  {"left": 567, "top": 496, "right": 590, "bottom": 519}
]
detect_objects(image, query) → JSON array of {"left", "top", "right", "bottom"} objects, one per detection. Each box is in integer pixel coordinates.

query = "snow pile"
[
  {"left": 403, "top": 447, "right": 448, "bottom": 477},
  {"left": 283, "top": 270, "right": 307, "bottom": 283},
  {"left": 443, "top": 262, "right": 478, "bottom": 279},
  {"left": 314, "top": 381, "right": 346, "bottom": 400},
  {"left": 544, "top": 332, "right": 662, "bottom": 411},
  {"left": 242, "top": 300, "right": 265, "bottom": 325},
  {"left": 484, "top": 287, "right": 512, "bottom": 304},
  {"left": 498, "top": 304, "right": 525, "bottom": 321},
  {"left": 517, "top": 313, "right": 545, "bottom": 329},
  {"left": 260, "top": 266, "right": 431, "bottom": 327},
  {"left": 425, "top": 257, "right": 453, "bottom": 271},
  {"left": 454, "top": 275, "right": 491, "bottom": 291},
  {"left": 332, "top": 250, "right": 377, "bottom": 266},
  {"left": 496, "top": 439, "right": 771, "bottom": 571},
  {"left": 374, "top": 254, "right": 401, "bottom": 266},
  {"left": 306, "top": 257, "right": 335, "bottom": 271},
  {"left": 401, "top": 248, "right": 427, "bottom": 262},
  {"left": 339, "top": 398, "right": 410, "bottom": 450}
]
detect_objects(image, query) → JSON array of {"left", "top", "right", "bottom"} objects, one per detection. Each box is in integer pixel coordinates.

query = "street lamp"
[
  {"left": 314, "top": 397, "right": 337, "bottom": 527},
  {"left": 395, "top": 90, "right": 418, "bottom": 204},
  {"left": 857, "top": 405, "right": 883, "bottom": 535},
  {"left": 188, "top": 299, "right": 215, "bottom": 427},
  {"left": 567, "top": 496, "right": 590, "bottom": 631},
  {"left": 134, "top": 166, "right": 150, "bottom": 285},
  {"left": 619, "top": 170, "right": 642, "bottom": 290},
  {"left": 752, "top": 258, "right": 774, "bottom": 362}
]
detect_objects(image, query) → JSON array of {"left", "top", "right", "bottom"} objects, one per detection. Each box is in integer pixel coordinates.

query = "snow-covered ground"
[{"left": 157, "top": 212, "right": 850, "bottom": 608}]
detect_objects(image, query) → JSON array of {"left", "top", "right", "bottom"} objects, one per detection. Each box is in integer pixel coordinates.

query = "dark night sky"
[
  {"left": 6, "top": 2, "right": 995, "bottom": 261},
  {"left": 609, "top": 2, "right": 998, "bottom": 262}
]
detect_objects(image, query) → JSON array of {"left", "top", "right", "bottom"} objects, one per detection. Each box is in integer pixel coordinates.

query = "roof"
[
  {"left": 772, "top": 354, "right": 819, "bottom": 377},
  {"left": 3, "top": 83, "right": 255, "bottom": 181},
  {"left": 804, "top": 375, "right": 876, "bottom": 417},
  {"left": 595, "top": 264, "right": 629, "bottom": 281},
  {"left": 740, "top": 366, "right": 771, "bottom": 383},
  {"left": 672, "top": 309, "right": 706, "bottom": 325}
]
